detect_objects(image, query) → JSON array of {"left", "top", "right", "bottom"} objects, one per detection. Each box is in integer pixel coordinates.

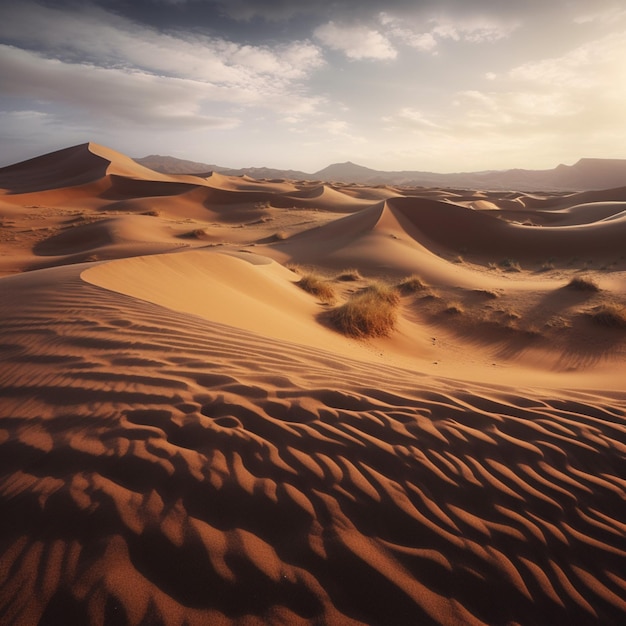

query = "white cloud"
[
  {"left": 0, "top": 44, "right": 241, "bottom": 128},
  {"left": 379, "top": 12, "right": 518, "bottom": 53},
  {"left": 314, "top": 21, "right": 397, "bottom": 60},
  {"left": 573, "top": 5, "right": 626, "bottom": 24},
  {"left": 509, "top": 32, "right": 626, "bottom": 88},
  {"left": 0, "top": 1, "right": 325, "bottom": 110},
  {"left": 0, "top": 0, "right": 334, "bottom": 147},
  {"left": 384, "top": 108, "right": 443, "bottom": 131},
  {"left": 433, "top": 17, "right": 518, "bottom": 43}
]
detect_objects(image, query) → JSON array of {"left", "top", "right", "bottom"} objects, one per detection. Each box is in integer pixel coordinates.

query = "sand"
[{"left": 0, "top": 142, "right": 625, "bottom": 625}]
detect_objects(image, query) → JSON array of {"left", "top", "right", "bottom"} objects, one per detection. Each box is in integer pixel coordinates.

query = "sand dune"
[{"left": 1, "top": 144, "right": 625, "bottom": 625}]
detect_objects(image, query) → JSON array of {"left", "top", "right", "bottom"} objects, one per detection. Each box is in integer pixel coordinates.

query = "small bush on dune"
[
  {"left": 397, "top": 274, "right": 427, "bottom": 294},
  {"left": 360, "top": 282, "right": 400, "bottom": 305},
  {"left": 444, "top": 303, "right": 464, "bottom": 315},
  {"left": 297, "top": 273, "right": 336, "bottom": 304},
  {"left": 567, "top": 276, "right": 600, "bottom": 292},
  {"left": 472, "top": 289, "right": 499, "bottom": 299},
  {"left": 330, "top": 285, "right": 400, "bottom": 338},
  {"left": 336, "top": 269, "right": 362, "bottom": 282},
  {"left": 590, "top": 304, "right": 626, "bottom": 329},
  {"left": 498, "top": 258, "right": 521, "bottom": 272}
]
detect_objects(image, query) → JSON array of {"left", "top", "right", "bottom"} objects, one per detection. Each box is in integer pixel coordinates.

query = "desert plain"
[{"left": 0, "top": 142, "right": 625, "bottom": 625}]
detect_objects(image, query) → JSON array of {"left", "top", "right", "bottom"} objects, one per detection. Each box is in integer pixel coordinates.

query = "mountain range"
[{"left": 134, "top": 154, "right": 626, "bottom": 191}]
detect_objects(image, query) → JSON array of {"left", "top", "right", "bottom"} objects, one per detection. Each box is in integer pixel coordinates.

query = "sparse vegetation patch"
[
  {"left": 397, "top": 275, "right": 427, "bottom": 294},
  {"left": 566, "top": 276, "right": 600, "bottom": 292},
  {"left": 498, "top": 258, "right": 521, "bottom": 272},
  {"left": 590, "top": 304, "right": 626, "bottom": 329},
  {"left": 329, "top": 284, "right": 400, "bottom": 338},
  {"left": 297, "top": 272, "right": 336, "bottom": 304},
  {"left": 336, "top": 269, "right": 362, "bottom": 282}
]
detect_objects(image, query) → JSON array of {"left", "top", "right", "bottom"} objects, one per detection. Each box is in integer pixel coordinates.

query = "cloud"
[
  {"left": 380, "top": 12, "right": 519, "bottom": 53},
  {"left": 0, "top": 1, "right": 325, "bottom": 82},
  {"left": 0, "top": 44, "right": 241, "bottom": 128},
  {"left": 383, "top": 108, "right": 443, "bottom": 131},
  {"left": 314, "top": 22, "right": 397, "bottom": 59},
  {"left": 509, "top": 31, "right": 626, "bottom": 88},
  {"left": 573, "top": 5, "right": 626, "bottom": 24},
  {"left": 0, "top": 1, "right": 327, "bottom": 129}
]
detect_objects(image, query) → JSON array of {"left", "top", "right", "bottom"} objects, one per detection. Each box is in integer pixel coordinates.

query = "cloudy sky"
[{"left": 1, "top": 0, "right": 625, "bottom": 172}]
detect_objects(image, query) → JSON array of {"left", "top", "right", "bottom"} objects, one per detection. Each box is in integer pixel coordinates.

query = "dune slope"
[{"left": 0, "top": 259, "right": 625, "bottom": 626}]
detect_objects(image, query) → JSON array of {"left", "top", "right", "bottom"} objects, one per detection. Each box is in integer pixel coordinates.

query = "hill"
[{"left": 135, "top": 154, "right": 626, "bottom": 191}]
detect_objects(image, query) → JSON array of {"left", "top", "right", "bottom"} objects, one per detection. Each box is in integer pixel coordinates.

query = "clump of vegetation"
[
  {"left": 336, "top": 269, "right": 362, "bottom": 282},
  {"left": 444, "top": 304, "right": 464, "bottom": 315},
  {"left": 360, "top": 282, "right": 401, "bottom": 305},
  {"left": 566, "top": 276, "right": 600, "bottom": 292},
  {"left": 329, "top": 283, "right": 400, "bottom": 338},
  {"left": 590, "top": 304, "right": 626, "bottom": 329},
  {"left": 498, "top": 258, "right": 521, "bottom": 272},
  {"left": 472, "top": 288, "right": 499, "bottom": 299},
  {"left": 396, "top": 274, "right": 427, "bottom": 294},
  {"left": 274, "top": 231, "right": 288, "bottom": 241},
  {"left": 297, "top": 272, "right": 336, "bottom": 304}
]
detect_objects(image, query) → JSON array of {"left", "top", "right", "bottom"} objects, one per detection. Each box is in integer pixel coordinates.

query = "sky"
[{"left": 1, "top": 0, "right": 625, "bottom": 172}]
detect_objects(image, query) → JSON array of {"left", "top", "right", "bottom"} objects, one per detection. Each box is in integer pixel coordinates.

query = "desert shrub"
[
  {"left": 336, "top": 269, "right": 362, "bottom": 282},
  {"left": 274, "top": 231, "right": 288, "bottom": 241},
  {"left": 567, "top": 276, "right": 600, "bottom": 292},
  {"left": 444, "top": 304, "right": 464, "bottom": 315},
  {"left": 359, "top": 282, "right": 400, "bottom": 305},
  {"left": 297, "top": 273, "right": 336, "bottom": 303},
  {"left": 498, "top": 258, "right": 521, "bottom": 272},
  {"left": 396, "top": 274, "right": 427, "bottom": 294},
  {"left": 329, "top": 285, "right": 399, "bottom": 338},
  {"left": 590, "top": 304, "right": 626, "bottom": 328},
  {"left": 472, "top": 289, "right": 499, "bottom": 299}
]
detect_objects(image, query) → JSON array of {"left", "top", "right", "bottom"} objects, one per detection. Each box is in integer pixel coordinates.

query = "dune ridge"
[{"left": 1, "top": 143, "right": 625, "bottom": 625}]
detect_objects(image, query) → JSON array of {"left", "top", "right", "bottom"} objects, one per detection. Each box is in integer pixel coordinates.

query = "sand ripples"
[{"left": 1, "top": 267, "right": 625, "bottom": 625}]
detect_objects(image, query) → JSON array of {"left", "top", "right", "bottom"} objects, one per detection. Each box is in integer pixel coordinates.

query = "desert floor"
[{"left": 1, "top": 143, "right": 625, "bottom": 625}]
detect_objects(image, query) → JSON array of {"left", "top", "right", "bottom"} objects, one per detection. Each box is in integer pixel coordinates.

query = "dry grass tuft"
[
  {"left": 566, "top": 276, "right": 600, "bottom": 292},
  {"left": 498, "top": 258, "right": 521, "bottom": 272},
  {"left": 274, "top": 231, "right": 288, "bottom": 241},
  {"left": 297, "top": 273, "right": 336, "bottom": 304},
  {"left": 444, "top": 303, "right": 464, "bottom": 315},
  {"left": 330, "top": 284, "right": 399, "bottom": 338},
  {"left": 396, "top": 275, "right": 427, "bottom": 294},
  {"left": 360, "top": 282, "right": 401, "bottom": 305},
  {"left": 336, "top": 269, "right": 362, "bottom": 282},
  {"left": 590, "top": 304, "right": 626, "bottom": 329},
  {"left": 472, "top": 288, "right": 499, "bottom": 299}
]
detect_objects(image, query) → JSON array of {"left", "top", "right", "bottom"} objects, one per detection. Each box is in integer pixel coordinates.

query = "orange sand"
[{"left": 0, "top": 143, "right": 625, "bottom": 625}]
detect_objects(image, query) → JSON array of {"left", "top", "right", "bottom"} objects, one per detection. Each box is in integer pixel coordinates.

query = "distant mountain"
[
  {"left": 134, "top": 154, "right": 626, "bottom": 191},
  {"left": 134, "top": 154, "right": 226, "bottom": 175}
]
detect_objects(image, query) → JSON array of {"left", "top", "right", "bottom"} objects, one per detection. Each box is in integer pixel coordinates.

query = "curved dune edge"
[
  {"left": 80, "top": 250, "right": 626, "bottom": 389},
  {"left": 0, "top": 262, "right": 625, "bottom": 625}
]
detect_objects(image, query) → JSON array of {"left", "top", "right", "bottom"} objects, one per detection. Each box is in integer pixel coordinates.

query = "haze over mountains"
[{"left": 135, "top": 154, "right": 626, "bottom": 191}]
